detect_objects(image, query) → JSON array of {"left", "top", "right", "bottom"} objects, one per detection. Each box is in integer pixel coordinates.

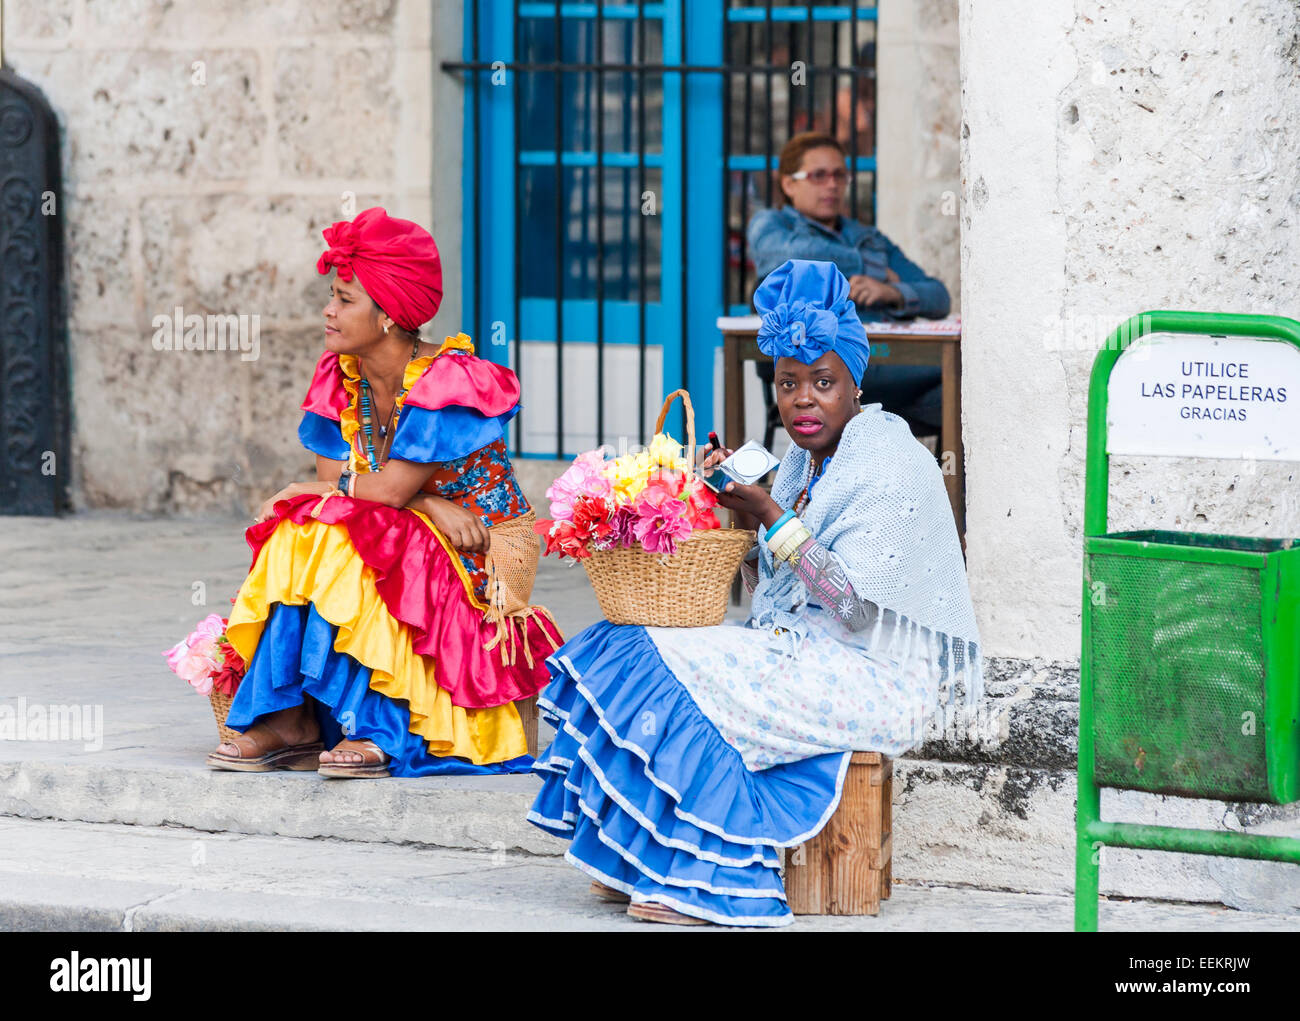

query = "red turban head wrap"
[{"left": 316, "top": 207, "right": 443, "bottom": 331}]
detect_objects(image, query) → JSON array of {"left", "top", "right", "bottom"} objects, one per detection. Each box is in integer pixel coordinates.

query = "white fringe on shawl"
[{"left": 750, "top": 405, "right": 983, "bottom": 708}]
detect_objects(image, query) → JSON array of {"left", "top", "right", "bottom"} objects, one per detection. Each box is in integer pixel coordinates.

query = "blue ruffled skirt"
[
  {"left": 227, "top": 602, "right": 533, "bottom": 776},
  {"left": 527, "top": 620, "right": 851, "bottom": 926}
]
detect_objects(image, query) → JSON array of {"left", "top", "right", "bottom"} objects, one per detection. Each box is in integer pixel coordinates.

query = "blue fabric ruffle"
[
  {"left": 527, "top": 620, "right": 851, "bottom": 926},
  {"left": 388, "top": 403, "right": 520, "bottom": 464},
  {"left": 226, "top": 601, "right": 533, "bottom": 776},
  {"left": 297, "top": 411, "right": 350, "bottom": 460}
]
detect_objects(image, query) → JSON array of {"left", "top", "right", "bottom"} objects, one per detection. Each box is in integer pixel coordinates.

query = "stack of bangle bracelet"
[
  {"left": 765, "top": 509, "right": 812, "bottom": 564},
  {"left": 336, "top": 469, "right": 358, "bottom": 498}
]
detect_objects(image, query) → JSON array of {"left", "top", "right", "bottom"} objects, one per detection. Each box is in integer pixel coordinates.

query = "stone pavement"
[
  {"left": 1, "top": 512, "right": 1297, "bottom": 931},
  {"left": 4, "top": 816, "right": 1295, "bottom": 932}
]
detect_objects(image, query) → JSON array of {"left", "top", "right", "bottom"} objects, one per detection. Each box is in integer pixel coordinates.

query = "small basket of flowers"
[
  {"left": 535, "top": 389, "right": 755, "bottom": 627},
  {"left": 164, "top": 611, "right": 246, "bottom": 744}
]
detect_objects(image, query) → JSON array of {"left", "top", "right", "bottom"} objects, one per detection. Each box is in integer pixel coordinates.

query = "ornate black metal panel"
[{"left": 0, "top": 68, "right": 68, "bottom": 515}]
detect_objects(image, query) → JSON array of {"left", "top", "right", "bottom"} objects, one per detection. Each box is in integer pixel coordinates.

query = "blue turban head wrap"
[{"left": 753, "top": 259, "right": 870, "bottom": 384}]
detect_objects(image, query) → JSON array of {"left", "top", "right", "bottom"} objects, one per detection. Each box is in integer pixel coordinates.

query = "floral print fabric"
[{"left": 420, "top": 437, "right": 530, "bottom": 598}]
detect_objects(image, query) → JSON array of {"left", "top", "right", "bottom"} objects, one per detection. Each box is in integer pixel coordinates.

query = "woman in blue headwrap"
[{"left": 526, "top": 260, "right": 981, "bottom": 926}]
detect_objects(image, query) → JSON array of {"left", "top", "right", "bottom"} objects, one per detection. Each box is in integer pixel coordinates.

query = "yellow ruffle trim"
[
  {"left": 336, "top": 333, "right": 476, "bottom": 474},
  {"left": 226, "top": 516, "right": 526, "bottom": 765}
]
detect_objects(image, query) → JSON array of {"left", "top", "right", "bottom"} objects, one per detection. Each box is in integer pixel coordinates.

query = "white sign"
[{"left": 1108, "top": 333, "right": 1300, "bottom": 460}]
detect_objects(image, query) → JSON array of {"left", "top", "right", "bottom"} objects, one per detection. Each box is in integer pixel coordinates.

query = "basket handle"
[{"left": 654, "top": 389, "right": 697, "bottom": 476}]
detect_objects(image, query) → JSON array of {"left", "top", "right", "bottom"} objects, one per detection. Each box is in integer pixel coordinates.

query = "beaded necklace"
[
  {"left": 794, "top": 452, "right": 829, "bottom": 516},
  {"left": 357, "top": 338, "right": 419, "bottom": 472}
]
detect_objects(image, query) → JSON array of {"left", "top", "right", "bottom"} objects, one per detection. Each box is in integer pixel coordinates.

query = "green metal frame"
[{"left": 1077, "top": 310, "right": 1300, "bottom": 931}]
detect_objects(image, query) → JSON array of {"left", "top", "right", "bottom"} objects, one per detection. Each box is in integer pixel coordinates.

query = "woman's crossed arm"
[{"left": 252, "top": 457, "right": 489, "bottom": 553}]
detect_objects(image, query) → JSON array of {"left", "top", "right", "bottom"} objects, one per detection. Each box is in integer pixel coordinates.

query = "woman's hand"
[
  {"left": 697, "top": 443, "right": 733, "bottom": 472},
  {"left": 848, "top": 274, "right": 902, "bottom": 309},
  {"left": 254, "top": 481, "right": 332, "bottom": 524},
  {"left": 714, "top": 481, "right": 784, "bottom": 529},
  {"left": 407, "top": 493, "right": 491, "bottom": 554},
  {"left": 698, "top": 443, "right": 783, "bottom": 527}
]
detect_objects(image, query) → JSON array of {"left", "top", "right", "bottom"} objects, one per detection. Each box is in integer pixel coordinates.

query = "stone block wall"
[{"left": 3, "top": 0, "right": 459, "bottom": 513}]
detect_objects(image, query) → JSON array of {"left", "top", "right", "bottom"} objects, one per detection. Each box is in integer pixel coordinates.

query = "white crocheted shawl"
[{"left": 750, "top": 405, "right": 983, "bottom": 706}]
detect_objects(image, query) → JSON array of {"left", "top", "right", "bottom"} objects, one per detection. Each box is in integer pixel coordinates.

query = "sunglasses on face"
[{"left": 789, "top": 168, "right": 850, "bottom": 185}]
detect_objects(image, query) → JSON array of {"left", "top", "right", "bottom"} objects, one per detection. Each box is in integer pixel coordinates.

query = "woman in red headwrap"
[{"left": 207, "top": 207, "right": 562, "bottom": 777}]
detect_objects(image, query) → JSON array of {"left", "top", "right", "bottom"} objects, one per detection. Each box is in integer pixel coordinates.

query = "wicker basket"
[
  {"left": 582, "top": 389, "right": 756, "bottom": 627},
  {"left": 485, "top": 509, "right": 541, "bottom": 615},
  {"left": 208, "top": 690, "right": 240, "bottom": 745}
]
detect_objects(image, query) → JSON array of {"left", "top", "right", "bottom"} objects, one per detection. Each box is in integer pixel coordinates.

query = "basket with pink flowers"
[
  {"left": 163, "top": 611, "right": 246, "bottom": 743},
  {"left": 534, "top": 390, "right": 755, "bottom": 627}
]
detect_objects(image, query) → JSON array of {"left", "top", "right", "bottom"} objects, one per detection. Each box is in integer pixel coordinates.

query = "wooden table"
[{"left": 717, "top": 315, "right": 965, "bottom": 535}]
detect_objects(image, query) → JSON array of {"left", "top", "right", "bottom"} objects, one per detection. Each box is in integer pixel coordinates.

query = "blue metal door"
[
  {"left": 462, "top": 1, "right": 721, "bottom": 458},
  {"left": 454, "top": 2, "right": 875, "bottom": 458}
]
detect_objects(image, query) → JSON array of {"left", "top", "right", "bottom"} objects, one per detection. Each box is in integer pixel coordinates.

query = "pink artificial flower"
[
  {"left": 194, "top": 613, "right": 225, "bottom": 639},
  {"left": 165, "top": 613, "right": 225, "bottom": 672},
  {"left": 545, "top": 450, "right": 613, "bottom": 522},
  {"left": 176, "top": 636, "right": 221, "bottom": 685},
  {"left": 166, "top": 611, "right": 244, "bottom": 696},
  {"left": 187, "top": 671, "right": 215, "bottom": 697},
  {"left": 163, "top": 638, "right": 190, "bottom": 673},
  {"left": 632, "top": 478, "right": 693, "bottom": 555}
]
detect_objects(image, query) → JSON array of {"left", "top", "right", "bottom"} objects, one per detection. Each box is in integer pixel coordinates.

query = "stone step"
[{"left": 0, "top": 758, "right": 565, "bottom": 855}]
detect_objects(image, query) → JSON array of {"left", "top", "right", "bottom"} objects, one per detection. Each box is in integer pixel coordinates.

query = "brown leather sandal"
[
  {"left": 317, "top": 738, "right": 391, "bottom": 779},
  {"left": 626, "top": 901, "right": 712, "bottom": 926},
  {"left": 590, "top": 880, "right": 631, "bottom": 904},
  {"left": 206, "top": 721, "right": 324, "bottom": 772}
]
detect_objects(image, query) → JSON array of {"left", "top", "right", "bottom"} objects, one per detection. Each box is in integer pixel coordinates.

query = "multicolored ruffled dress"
[{"left": 223, "top": 333, "right": 562, "bottom": 775}]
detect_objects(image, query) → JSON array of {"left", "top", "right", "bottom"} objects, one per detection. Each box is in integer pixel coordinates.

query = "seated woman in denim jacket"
[{"left": 747, "top": 131, "right": 950, "bottom": 433}]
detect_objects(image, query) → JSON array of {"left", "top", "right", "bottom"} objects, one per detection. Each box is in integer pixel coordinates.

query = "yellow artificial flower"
[
  {"left": 605, "top": 453, "right": 652, "bottom": 503},
  {"left": 646, "top": 432, "right": 688, "bottom": 471},
  {"left": 604, "top": 434, "right": 689, "bottom": 505}
]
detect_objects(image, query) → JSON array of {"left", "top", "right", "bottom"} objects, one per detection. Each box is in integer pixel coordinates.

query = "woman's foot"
[
  {"left": 206, "top": 704, "right": 322, "bottom": 772},
  {"left": 318, "top": 738, "right": 391, "bottom": 779},
  {"left": 627, "top": 900, "right": 712, "bottom": 926},
  {"left": 590, "top": 880, "right": 631, "bottom": 904}
]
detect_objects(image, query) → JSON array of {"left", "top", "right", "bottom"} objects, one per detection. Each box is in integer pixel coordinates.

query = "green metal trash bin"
[
  {"left": 1085, "top": 529, "right": 1300, "bottom": 803},
  {"left": 1076, "top": 310, "right": 1300, "bottom": 932}
]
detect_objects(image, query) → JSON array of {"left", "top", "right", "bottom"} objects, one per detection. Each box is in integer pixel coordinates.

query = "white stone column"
[{"left": 961, "top": 0, "right": 1300, "bottom": 661}]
